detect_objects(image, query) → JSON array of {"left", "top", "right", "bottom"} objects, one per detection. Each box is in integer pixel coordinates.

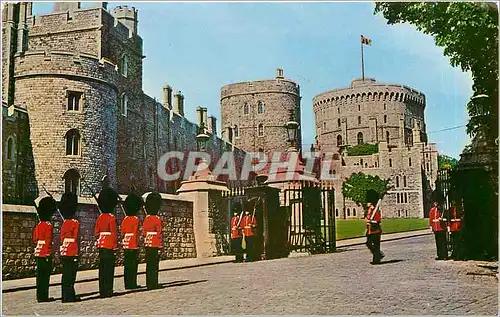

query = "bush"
[{"left": 346, "top": 143, "right": 379, "bottom": 156}]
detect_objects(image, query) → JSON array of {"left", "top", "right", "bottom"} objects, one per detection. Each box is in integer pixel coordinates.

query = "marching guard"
[
  {"left": 33, "top": 195, "right": 57, "bottom": 302},
  {"left": 241, "top": 209, "right": 257, "bottom": 262},
  {"left": 94, "top": 186, "right": 119, "bottom": 298},
  {"left": 448, "top": 202, "right": 463, "bottom": 260},
  {"left": 365, "top": 189, "right": 385, "bottom": 264},
  {"left": 121, "top": 192, "right": 142, "bottom": 289},
  {"left": 230, "top": 204, "right": 243, "bottom": 263},
  {"left": 142, "top": 192, "right": 163, "bottom": 290},
  {"left": 429, "top": 201, "right": 448, "bottom": 260},
  {"left": 59, "top": 192, "right": 81, "bottom": 302}
]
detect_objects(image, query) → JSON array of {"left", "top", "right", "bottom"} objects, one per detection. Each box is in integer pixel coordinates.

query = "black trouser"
[
  {"left": 124, "top": 249, "right": 139, "bottom": 289},
  {"left": 245, "top": 236, "right": 254, "bottom": 262},
  {"left": 366, "top": 233, "right": 382, "bottom": 263},
  {"left": 146, "top": 248, "right": 159, "bottom": 289},
  {"left": 61, "top": 256, "right": 78, "bottom": 301},
  {"left": 231, "top": 237, "right": 243, "bottom": 262},
  {"left": 98, "top": 249, "right": 115, "bottom": 297},
  {"left": 434, "top": 230, "right": 448, "bottom": 259},
  {"left": 450, "top": 231, "right": 462, "bottom": 259},
  {"left": 36, "top": 256, "right": 52, "bottom": 302}
]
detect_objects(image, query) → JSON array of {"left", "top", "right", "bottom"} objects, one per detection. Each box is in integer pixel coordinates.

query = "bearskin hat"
[
  {"left": 124, "top": 192, "right": 143, "bottom": 216},
  {"left": 365, "top": 189, "right": 380, "bottom": 205},
  {"left": 143, "top": 192, "right": 162, "bottom": 215},
  {"left": 60, "top": 192, "right": 78, "bottom": 219},
  {"left": 97, "top": 187, "right": 119, "bottom": 213},
  {"left": 36, "top": 196, "right": 57, "bottom": 221}
]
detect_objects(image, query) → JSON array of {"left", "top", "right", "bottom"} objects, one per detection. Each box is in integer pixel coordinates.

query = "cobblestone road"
[{"left": 2, "top": 235, "right": 498, "bottom": 315}]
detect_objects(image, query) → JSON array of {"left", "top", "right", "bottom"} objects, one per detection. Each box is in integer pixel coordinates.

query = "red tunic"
[
  {"left": 143, "top": 215, "right": 162, "bottom": 248},
  {"left": 33, "top": 221, "right": 53, "bottom": 257},
  {"left": 94, "top": 213, "right": 118, "bottom": 250},
  {"left": 241, "top": 215, "right": 257, "bottom": 237},
  {"left": 429, "top": 207, "right": 445, "bottom": 231},
  {"left": 230, "top": 216, "right": 241, "bottom": 239},
  {"left": 448, "top": 207, "right": 462, "bottom": 232},
  {"left": 365, "top": 205, "right": 382, "bottom": 235},
  {"left": 60, "top": 219, "right": 80, "bottom": 256},
  {"left": 121, "top": 216, "right": 140, "bottom": 249}
]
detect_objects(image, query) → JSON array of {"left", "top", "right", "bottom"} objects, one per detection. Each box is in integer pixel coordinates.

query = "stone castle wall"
[
  {"left": 220, "top": 73, "right": 302, "bottom": 154},
  {"left": 2, "top": 195, "right": 195, "bottom": 280}
]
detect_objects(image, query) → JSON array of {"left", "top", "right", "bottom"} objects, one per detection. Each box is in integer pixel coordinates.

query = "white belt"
[
  {"left": 369, "top": 221, "right": 378, "bottom": 224},
  {"left": 432, "top": 220, "right": 441, "bottom": 222},
  {"left": 63, "top": 238, "right": 75, "bottom": 243},
  {"left": 124, "top": 233, "right": 134, "bottom": 237},
  {"left": 37, "top": 240, "right": 46, "bottom": 244},
  {"left": 450, "top": 219, "right": 461, "bottom": 222},
  {"left": 146, "top": 232, "right": 157, "bottom": 235},
  {"left": 100, "top": 232, "right": 111, "bottom": 236}
]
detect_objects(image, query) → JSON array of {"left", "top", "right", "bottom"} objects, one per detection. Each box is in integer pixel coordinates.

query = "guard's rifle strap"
[
  {"left": 236, "top": 210, "right": 244, "bottom": 227},
  {"left": 41, "top": 184, "right": 65, "bottom": 221},
  {"left": 370, "top": 198, "right": 382, "bottom": 220}
]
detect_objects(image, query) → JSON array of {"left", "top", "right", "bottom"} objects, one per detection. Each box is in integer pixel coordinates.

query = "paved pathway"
[{"left": 2, "top": 234, "right": 497, "bottom": 315}]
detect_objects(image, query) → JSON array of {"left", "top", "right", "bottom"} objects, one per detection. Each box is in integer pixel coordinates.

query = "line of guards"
[
  {"left": 429, "top": 201, "right": 463, "bottom": 261},
  {"left": 32, "top": 186, "right": 163, "bottom": 303}
]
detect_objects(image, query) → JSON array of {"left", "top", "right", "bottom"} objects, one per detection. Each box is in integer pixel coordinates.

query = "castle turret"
[{"left": 113, "top": 5, "right": 138, "bottom": 36}]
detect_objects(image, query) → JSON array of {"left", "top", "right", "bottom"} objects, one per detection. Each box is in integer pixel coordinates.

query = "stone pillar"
[
  {"left": 207, "top": 116, "right": 217, "bottom": 135},
  {"left": 201, "top": 107, "right": 208, "bottom": 128},
  {"left": 162, "top": 84, "right": 172, "bottom": 109},
  {"left": 173, "top": 91, "right": 184, "bottom": 116},
  {"left": 176, "top": 167, "right": 228, "bottom": 258},
  {"left": 195, "top": 106, "right": 203, "bottom": 126},
  {"left": 369, "top": 116, "right": 377, "bottom": 143}
]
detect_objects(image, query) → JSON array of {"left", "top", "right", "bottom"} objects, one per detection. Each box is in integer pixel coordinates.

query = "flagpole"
[{"left": 361, "top": 35, "right": 365, "bottom": 81}]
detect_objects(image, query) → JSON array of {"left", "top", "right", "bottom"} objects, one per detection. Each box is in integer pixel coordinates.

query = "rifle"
[
  {"left": 80, "top": 177, "right": 103, "bottom": 214},
  {"left": 41, "top": 184, "right": 65, "bottom": 221}
]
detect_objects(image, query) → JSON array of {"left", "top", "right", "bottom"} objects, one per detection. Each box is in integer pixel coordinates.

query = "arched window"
[
  {"left": 357, "top": 132, "right": 363, "bottom": 145},
  {"left": 360, "top": 158, "right": 364, "bottom": 166},
  {"left": 63, "top": 169, "right": 80, "bottom": 195},
  {"left": 403, "top": 175, "right": 407, "bottom": 187},
  {"left": 358, "top": 105, "right": 360, "bottom": 111},
  {"left": 384, "top": 103, "right": 386, "bottom": 110},
  {"left": 335, "top": 208, "right": 339, "bottom": 217},
  {"left": 389, "top": 158, "right": 392, "bottom": 167},
  {"left": 337, "top": 135, "right": 342, "bottom": 146},
  {"left": 409, "top": 157, "right": 412, "bottom": 166},
  {"left": 258, "top": 124, "right": 264, "bottom": 136},
  {"left": 347, "top": 208, "right": 351, "bottom": 217},
  {"left": 65, "top": 129, "right": 81, "bottom": 156},
  {"left": 5, "top": 136, "right": 15, "bottom": 160},
  {"left": 258, "top": 102, "right": 263, "bottom": 114},
  {"left": 121, "top": 93, "right": 128, "bottom": 117},
  {"left": 353, "top": 208, "right": 357, "bottom": 216},
  {"left": 234, "top": 125, "right": 239, "bottom": 137},
  {"left": 386, "top": 131, "right": 390, "bottom": 143},
  {"left": 337, "top": 118, "right": 341, "bottom": 127},
  {"left": 404, "top": 192, "right": 408, "bottom": 203},
  {"left": 384, "top": 115, "right": 387, "bottom": 123},
  {"left": 396, "top": 176, "right": 400, "bottom": 187},
  {"left": 337, "top": 107, "right": 340, "bottom": 114},
  {"left": 358, "top": 116, "right": 361, "bottom": 125},
  {"left": 397, "top": 193, "right": 400, "bottom": 204},
  {"left": 121, "top": 54, "right": 128, "bottom": 77},
  {"left": 406, "top": 210, "right": 408, "bottom": 217},
  {"left": 244, "top": 103, "right": 249, "bottom": 115}
]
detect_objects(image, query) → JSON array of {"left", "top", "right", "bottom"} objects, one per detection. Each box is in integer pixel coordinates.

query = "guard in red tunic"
[
  {"left": 429, "top": 201, "right": 448, "bottom": 260},
  {"left": 241, "top": 209, "right": 257, "bottom": 262},
  {"left": 230, "top": 205, "right": 243, "bottom": 263},
  {"left": 448, "top": 202, "right": 463, "bottom": 260},
  {"left": 59, "top": 192, "right": 81, "bottom": 302},
  {"left": 365, "top": 189, "right": 385, "bottom": 264},
  {"left": 142, "top": 192, "right": 163, "bottom": 290},
  {"left": 33, "top": 195, "right": 57, "bottom": 302},
  {"left": 121, "top": 192, "right": 142, "bottom": 289},
  {"left": 94, "top": 187, "right": 119, "bottom": 298}
]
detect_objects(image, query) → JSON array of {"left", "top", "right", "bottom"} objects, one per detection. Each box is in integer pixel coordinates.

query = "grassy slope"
[{"left": 336, "top": 218, "right": 429, "bottom": 240}]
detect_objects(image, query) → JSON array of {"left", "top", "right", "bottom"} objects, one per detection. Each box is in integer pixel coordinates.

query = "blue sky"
[{"left": 32, "top": 1, "right": 472, "bottom": 159}]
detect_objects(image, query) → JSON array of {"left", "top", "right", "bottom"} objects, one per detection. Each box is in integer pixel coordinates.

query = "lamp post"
[
  {"left": 285, "top": 120, "right": 299, "bottom": 152},
  {"left": 196, "top": 123, "right": 210, "bottom": 152}
]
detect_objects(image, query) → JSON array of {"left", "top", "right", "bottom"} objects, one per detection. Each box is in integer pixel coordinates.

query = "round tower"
[
  {"left": 220, "top": 68, "right": 301, "bottom": 154},
  {"left": 313, "top": 78, "right": 426, "bottom": 153},
  {"left": 13, "top": 52, "right": 119, "bottom": 195}
]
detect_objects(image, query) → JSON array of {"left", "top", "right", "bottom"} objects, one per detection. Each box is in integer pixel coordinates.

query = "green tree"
[
  {"left": 374, "top": 3, "right": 498, "bottom": 143},
  {"left": 342, "top": 172, "right": 390, "bottom": 211},
  {"left": 438, "top": 154, "right": 458, "bottom": 170}
]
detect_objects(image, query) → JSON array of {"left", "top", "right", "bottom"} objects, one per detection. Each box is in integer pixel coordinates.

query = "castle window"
[
  {"left": 347, "top": 208, "right": 350, "bottom": 217},
  {"left": 398, "top": 210, "right": 401, "bottom": 217},
  {"left": 258, "top": 102, "right": 263, "bottom": 114},
  {"left": 358, "top": 105, "right": 360, "bottom": 111},
  {"left": 384, "top": 115, "right": 387, "bottom": 123},
  {"left": 121, "top": 93, "right": 128, "bottom": 117},
  {"left": 397, "top": 194, "right": 400, "bottom": 204},
  {"left": 406, "top": 210, "right": 408, "bottom": 217},
  {"left": 335, "top": 208, "right": 339, "bottom": 217},
  {"left": 121, "top": 54, "right": 128, "bottom": 77},
  {"left": 396, "top": 176, "right": 400, "bottom": 187},
  {"left": 337, "top": 118, "right": 341, "bottom": 127},
  {"left": 386, "top": 131, "right": 390, "bottom": 144},
  {"left": 404, "top": 192, "right": 408, "bottom": 203},
  {"left": 409, "top": 157, "right": 412, "bottom": 166},
  {"left": 234, "top": 125, "right": 239, "bottom": 137},
  {"left": 337, "top": 107, "right": 340, "bottom": 114},
  {"left": 389, "top": 158, "right": 392, "bottom": 167},
  {"left": 353, "top": 208, "right": 356, "bottom": 216},
  {"left": 426, "top": 162, "right": 429, "bottom": 172},
  {"left": 63, "top": 169, "right": 80, "bottom": 195},
  {"left": 244, "top": 103, "right": 249, "bottom": 115},
  {"left": 258, "top": 124, "right": 264, "bottom": 136},
  {"left": 403, "top": 175, "right": 407, "bottom": 187},
  {"left": 5, "top": 136, "right": 15, "bottom": 160},
  {"left": 357, "top": 132, "right": 363, "bottom": 145},
  {"left": 67, "top": 91, "right": 82, "bottom": 112},
  {"left": 323, "top": 122, "right": 326, "bottom": 130},
  {"left": 358, "top": 116, "right": 361, "bottom": 125},
  {"left": 65, "top": 129, "right": 81, "bottom": 156},
  {"left": 384, "top": 103, "right": 386, "bottom": 110},
  {"left": 360, "top": 158, "right": 363, "bottom": 166}
]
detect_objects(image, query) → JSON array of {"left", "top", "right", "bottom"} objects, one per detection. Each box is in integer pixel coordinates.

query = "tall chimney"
[
  {"left": 195, "top": 106, "right": 203, "bottom": 127},
  {"left": 201, "top": 107, "right": 208, "bottom": 128},
  {"left": 173, "top": 91, "right": 184, "bottom": 116},
  {"left": 276, "top": 68, "right": 284, "bottom": 79},
  {"left": 54, "top": 2, "right": 81, "bottom": 12},
  {"left": 207, "top": 116, "right": 217, "bottom": 135},
  {"left": 162, "top": 84, "right": 172, "bottom": 109}
]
